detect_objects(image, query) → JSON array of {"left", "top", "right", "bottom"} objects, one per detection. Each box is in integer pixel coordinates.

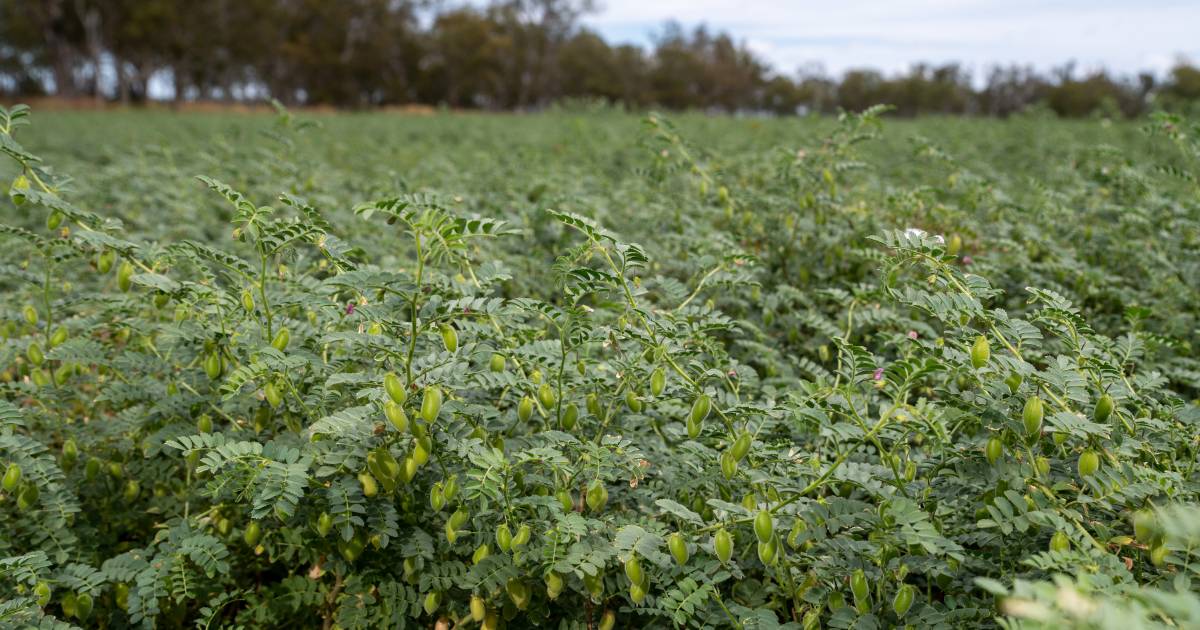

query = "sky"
[{"left": 582, "top": 0, "right": 1200, "bottom": 80}]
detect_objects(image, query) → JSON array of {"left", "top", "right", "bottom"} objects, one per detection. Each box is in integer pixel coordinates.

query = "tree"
[{"left": 0, "top": 0, "right": 1196, "bottom": 115}]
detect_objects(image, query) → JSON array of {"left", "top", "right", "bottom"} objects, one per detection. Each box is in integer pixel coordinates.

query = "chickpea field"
[{"left": 1, "top": 104, "right": 1199, "bottom": 629}]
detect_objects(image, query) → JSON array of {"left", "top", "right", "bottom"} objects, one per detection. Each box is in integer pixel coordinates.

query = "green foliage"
[{"left": 0, "top": 104, "right": 1198, "bottom": 629}]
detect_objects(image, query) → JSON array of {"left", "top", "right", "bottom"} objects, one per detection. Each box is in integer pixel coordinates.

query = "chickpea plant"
[{"left": 1, "top": 103, "right": 1199, "bottom": 629}]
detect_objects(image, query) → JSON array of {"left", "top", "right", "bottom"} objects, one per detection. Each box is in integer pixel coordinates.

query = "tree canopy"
[{"left": 1, "top": 0, "right": 1198, "bottom": 116}]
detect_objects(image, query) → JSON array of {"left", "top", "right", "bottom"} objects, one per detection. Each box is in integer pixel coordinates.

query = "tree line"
[{"left": 2, "top": 0, "right": 1199, "bottom": 117}]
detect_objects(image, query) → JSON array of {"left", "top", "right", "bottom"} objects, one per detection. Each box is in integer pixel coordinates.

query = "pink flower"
[
  {"left": 345, "top": 302, "right": 356, "bottom": 315},
  {"left": 961, "top": 256, "right": 973, "bottom": 266},
  {"left": 907, "top": 330, "right": 918, "bottom": 340},
  {"left": 873, "top": 368, "right": 884, "bottom": 381}
]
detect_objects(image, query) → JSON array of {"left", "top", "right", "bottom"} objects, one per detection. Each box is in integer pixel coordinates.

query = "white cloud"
[{"left": 584, "top": 0, "right": 1200, "bottom": 78}]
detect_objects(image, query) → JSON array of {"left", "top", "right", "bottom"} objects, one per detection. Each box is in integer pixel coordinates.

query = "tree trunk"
[
  {"left": 41, "top": 0, "right": 77, "bottom": 97},
  {"left": 76, "top": 0, "right": 105, "bottom": 102},
  {"left": 115, "top": 56, "right": 129, "bottom": 104}
]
